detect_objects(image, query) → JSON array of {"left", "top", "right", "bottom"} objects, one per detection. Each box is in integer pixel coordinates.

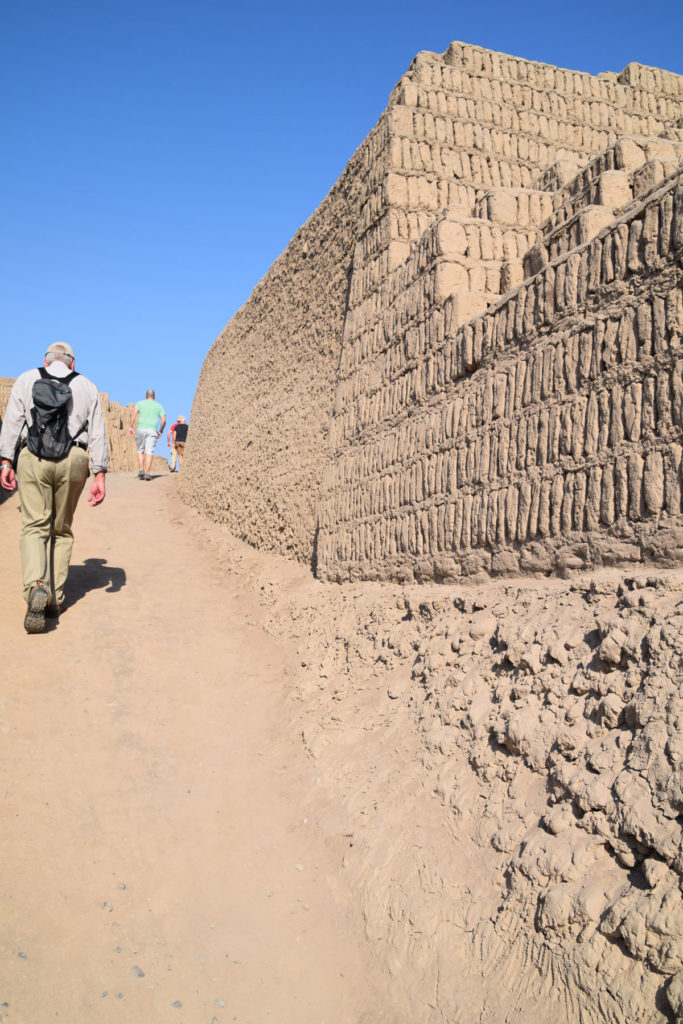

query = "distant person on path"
[
  {"left": 128, "top": 389, "right": 165, "bottom": 480},
  {"left": 168, "top": 415, "right": 188, "bottom": 472},
  {"left": 0, "top": 341, "right": 108, "bottom": 633}
]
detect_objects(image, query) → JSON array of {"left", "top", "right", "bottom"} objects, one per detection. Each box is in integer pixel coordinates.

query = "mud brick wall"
[
  {"left": 317, "top": 173, "right": 683, "bottom": 581},
  {"left": 0, "top": 378, "right": 12, "bottom": 420},
  {"left": 178, "top": 122, "right": 391, "bottom": 563},
  {"left": 184, "top": 41, "right": 683, "bottom": 576}
]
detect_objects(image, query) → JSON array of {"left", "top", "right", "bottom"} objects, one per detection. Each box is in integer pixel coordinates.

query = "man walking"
[
  {"left": 128, "top": 389, "right": 165, "bottom": 480},
  {"left": 0, "top": 342, "right": 108, "bottom": 633},
  {"left": 167, "top": 415, "right": 188, "bottom": 472}
]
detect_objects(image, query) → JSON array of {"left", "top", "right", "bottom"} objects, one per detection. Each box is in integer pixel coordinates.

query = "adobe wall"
[
  {"left": 183, "top": 41, "right": 683, "bottom": 580},
  {"left": 178, "top": 122, "right": 390, "bottom": 563},
  {"left": 318, "top": 173, "right": 683, "bottom": 581}
]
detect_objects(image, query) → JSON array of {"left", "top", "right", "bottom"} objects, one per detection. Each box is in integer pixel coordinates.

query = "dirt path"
[{"left": 0, "top": 474, "right": 394, "bottom": 1024}]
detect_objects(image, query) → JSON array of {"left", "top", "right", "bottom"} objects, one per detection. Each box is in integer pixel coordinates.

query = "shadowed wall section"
[{"left": 178, "top": 124, "right": 390, "bottom": 563}]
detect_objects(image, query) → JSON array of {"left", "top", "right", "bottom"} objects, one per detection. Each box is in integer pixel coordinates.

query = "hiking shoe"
[
  {"left": 45, "top": 603, "right": 63, "bottom": 619},
  {"left": 144, "top": 473, "right": 151, "bottom": 481},
  {"left": 24, "top": 584, "right": 48, "bottom": 634},
  {"left": 138, "top": 469, "right": 144, "bottom": 479}
]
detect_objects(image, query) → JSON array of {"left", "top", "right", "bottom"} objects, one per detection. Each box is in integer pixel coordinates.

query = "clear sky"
[{"left": 1, "top": 0, "right": 682, "bottom": 434}]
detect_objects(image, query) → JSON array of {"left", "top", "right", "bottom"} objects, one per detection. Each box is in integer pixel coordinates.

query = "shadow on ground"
[
  {"left": 64, "top": 557, "right": 126, "bottom": 609},
  {"left": 0, "top": 486, "right": 18, "bottom": 507}
]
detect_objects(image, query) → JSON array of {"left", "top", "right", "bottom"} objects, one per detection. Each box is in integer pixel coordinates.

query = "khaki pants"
[
  {"left": 17, "top": 446, "right": 90, "bottom": 606},
  {"left": 170, "top": 442, "right": 185, "bottom": 470}
]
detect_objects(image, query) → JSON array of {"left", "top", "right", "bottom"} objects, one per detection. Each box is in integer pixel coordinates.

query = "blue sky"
[{"left": 1, "top": 0, "right": 682, "bottom": 434}]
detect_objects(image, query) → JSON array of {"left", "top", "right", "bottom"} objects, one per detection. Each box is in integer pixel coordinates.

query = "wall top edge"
[{"left": 405, "top": 40, "right": 683, "bottom": 89}]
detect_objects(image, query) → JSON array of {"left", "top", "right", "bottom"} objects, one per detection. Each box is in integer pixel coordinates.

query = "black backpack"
[{"left": 26, "top": 368, "right": 83, "bottom": 461}]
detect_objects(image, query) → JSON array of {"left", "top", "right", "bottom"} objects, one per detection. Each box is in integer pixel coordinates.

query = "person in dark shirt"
[{"left": 168, "top": 415, "right": 188, "bottom": 472}]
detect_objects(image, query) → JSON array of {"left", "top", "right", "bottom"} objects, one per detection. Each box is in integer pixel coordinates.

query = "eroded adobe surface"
[{"left": 272, "top": 566, "right": 683, "bottom": 1023}]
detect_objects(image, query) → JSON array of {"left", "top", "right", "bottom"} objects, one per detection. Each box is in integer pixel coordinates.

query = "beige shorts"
[{"left": 136, "top": 428, "right": 158, "bottom": 454}]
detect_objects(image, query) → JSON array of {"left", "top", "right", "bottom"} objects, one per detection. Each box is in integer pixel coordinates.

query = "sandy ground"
[{"left": 0, "top": 473, "right": 396, "bottom": 1024}]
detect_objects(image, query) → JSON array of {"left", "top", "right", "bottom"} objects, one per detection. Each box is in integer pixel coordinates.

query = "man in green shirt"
[{"left": 128, "top": 389, "right": 166, "bottom": 480}]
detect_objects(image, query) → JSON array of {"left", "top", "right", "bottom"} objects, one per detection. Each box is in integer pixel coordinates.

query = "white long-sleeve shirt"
[{"left": 0, "top": 361, "right": 109, "bottom": 474}]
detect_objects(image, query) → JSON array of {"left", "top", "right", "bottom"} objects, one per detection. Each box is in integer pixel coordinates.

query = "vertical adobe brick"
[
  {"left": 538, "top": 478, "right": 552, "bottom": 536},
  {"left": 507, "top": 426, "right": 518, "bottom": 475},
  {"left": 602, "top": 233, "right": 615, "bottom": 283},
  {"left": 659, "top": 192, "right": 674, "bottom": 255},
  {"left": 457, "top": 445, "right": 468, "bottom": 487},
  {"left": 613, "top": 223, "right": 629, "bottom": 278},
  {"left": 514, "top": 287, "right": 526, "bottom": 338},
  {"left": 515, "top": 355, "right": 527, "bottom": 409},
  {"left": 564, "top": 334, "right": 579, "bottom": 392},
  {"left": 573, "top": 471, "right": 587, "bottom": 530},
  {"left": 577, "top": 249, "right": 590, "bottom": 306},
  {"left": 478, "top": 491, "right": 489, "bottom": 547},
  {"left": 656, "top": 371, "right": 672, "bottom": 435},
  {"left": 644, "top": 450, "right": 665, "bottom": 513},
  {"left": 561, "top": 473, "right": 574, "bottom": 533},
  {"left": 623, "top": 382, "right": 643, "bottom": 441},
  {"left": 667, "top": 286, "right": 683, "bottom": 342},
  {"left": 542, "top": 346, "right": 554, "bottom": 400},
  {"left": 505, "top": 365, "right": 517, "bottom": 418},
  {"left": 627, "top": 453, "right": 644, "bottom": 519},
  {"left": 610, "top": 384, "right": 625, "bottom": 446},
  {"left": 487, "top": 490, "right": 498, "bottom": 546},
  {"left": 600, "top": 462, "right": 616, "bottom": 525},
  {"left": 585, "top": 392, "right": 599, "bottom": 454},
  {"left": 528, "top": 476, "right": 541, "bottom": 537},
  {"left": 544, "top": 266, "right": 556, "bottom": 319},
  {"left": 537, "top": 408, "right": 549, "bottom": 465},
  {"left": 522, "top": 358, "right": 534, "bottom": 406},
  {"left": 618, "top": 309, "right": 637, "bottom": 364},
  {"left": 672, "top": 186, "right": 683, "bottom": 250},
  {"left": 462, "top": 492, "right": 473, "bottom": 549},
  {"left": 637, "top": 302, "right": 653, "bottom": 358},
  {"left": 516, "top": 416, "right": 527, "bottom": 470},
  {"left": 642, "top": 204, "right": 659, "bottom": 268},
  {"left": 627, "top": 218, "right": 643, "bottom": 272},
  {"left": 586, "top": 465, "right": 602, "bottom": 531},
  {"left": 506, "top": 484, "right": 519, "bottom": 541},
  {"left": 586, "top": 241, "right": 601, "bottom": 296},
  {"left": 550, "top": 474, "right": 564, "bottom": 534},
  {"left": 498, "top": 424, "right": 510, "bottom": 477},
  {"left": 653, "top": 296, "right": 668, "bottom": 357},
  {"left": 572, "top": 396, "right": 587, "bottom": 458},
  {"left": 517, "top": 478, "right": 532, "bottom": 542},
  {"left": 672, "top": 360, "right": 683, "bottom": 427},
  {"left": 642, "top": 376, "right": 656, "bottom": 437},
  {"left": 603, "top": 318, "right": 620, "bottom": 368},
  {"left": 497, "top": 488, "right": 507, "bottom": 544},
  {"left": 615, "top": 459, "right": 629, "bottom": 519},
  {"left": 578, "top": 331, "right": 593, "bottom": 384},
  {"left": 665, "top": 443, "right": 682, "bottom": 515},
  {"left": 593, "top": 319, "right": 606, "bottom": 373}
]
